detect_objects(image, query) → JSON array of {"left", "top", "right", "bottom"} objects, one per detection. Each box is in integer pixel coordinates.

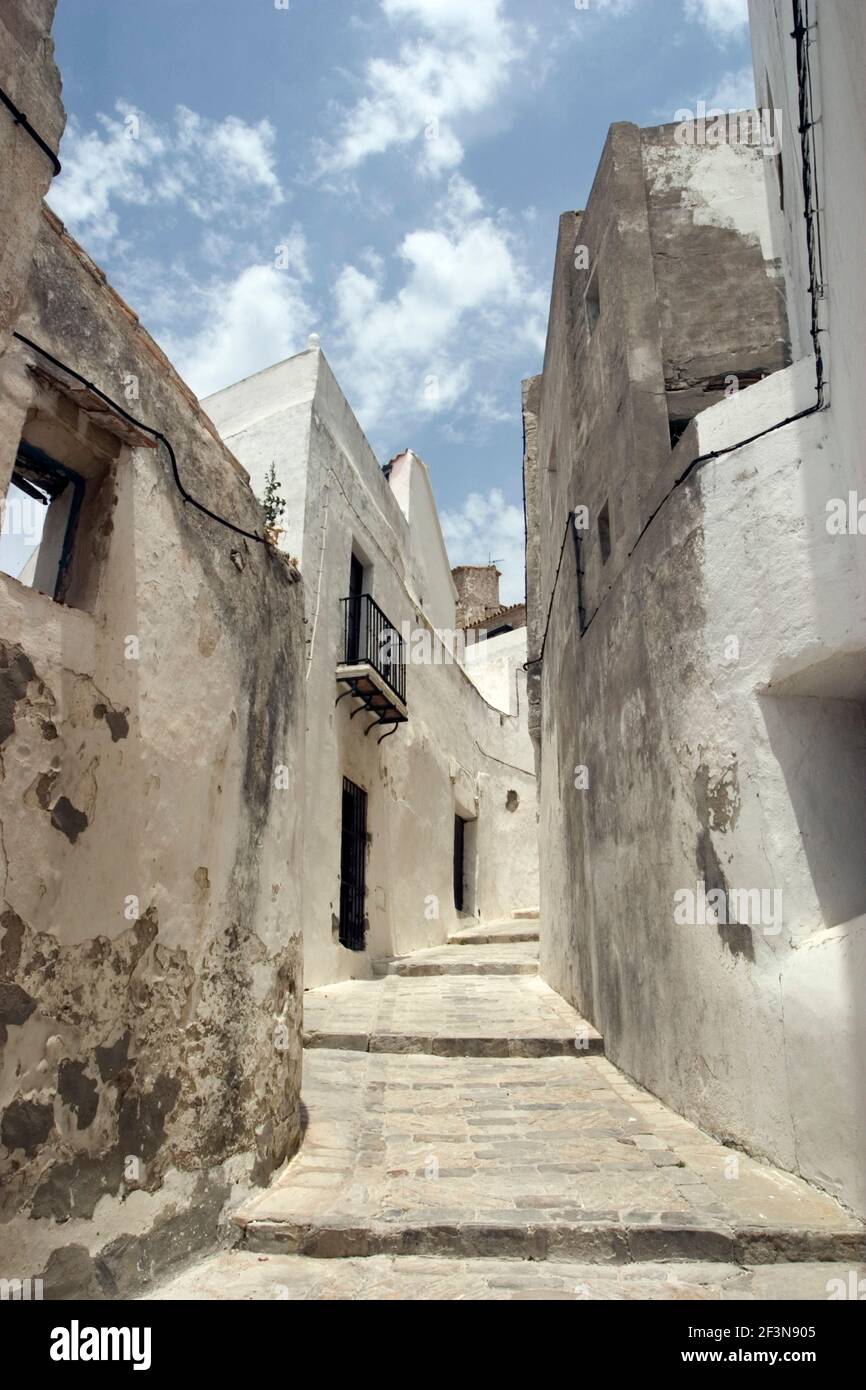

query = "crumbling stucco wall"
[
  {"left": 0, "top": 198, "right": 306, "bottom": 1291},
  {"left": 0, "top": 0, "right": 64, "bottom": 340}
]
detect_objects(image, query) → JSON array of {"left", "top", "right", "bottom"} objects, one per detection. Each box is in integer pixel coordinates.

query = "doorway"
[
  {"left": 339, "top": 777, "right": 367, "bottom": 950},
  {"left": 346, "top": 552, "right": 365, "bottom": 663},
  {"left": 453, "top": 815, "right": 467, "bottom": 912}
]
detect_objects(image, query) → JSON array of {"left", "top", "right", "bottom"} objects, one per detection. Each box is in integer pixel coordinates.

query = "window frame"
[{"left": 6, "top": 440, "right": 85, "bottom": 603}]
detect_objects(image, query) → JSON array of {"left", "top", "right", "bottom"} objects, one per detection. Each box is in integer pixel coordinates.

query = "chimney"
[{"left": 451, "top": 564, "right": 501, "bottom": 629}]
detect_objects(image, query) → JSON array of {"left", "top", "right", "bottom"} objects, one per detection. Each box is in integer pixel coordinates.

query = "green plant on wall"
[{"left": 262, "top": 460, "right": 286, "bottom": 542}]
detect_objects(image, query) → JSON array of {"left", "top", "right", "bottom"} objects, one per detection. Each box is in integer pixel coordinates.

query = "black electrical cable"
[
  {"left": 13, "top": 331, "right": 267, "bottom": 545},
  {"left": 793, "top": 0, "right": 825, "bottom": 405},
  {"left": 0, "top": 82, "right": 61, "bottom": 176},
  {"left": 526, "top": 0, "right": 827, "bottom": 668},
  {"left": 2, "top": 89, "right": 265, "bottom": 543}
]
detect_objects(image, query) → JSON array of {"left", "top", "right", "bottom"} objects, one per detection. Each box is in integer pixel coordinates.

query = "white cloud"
[
  {"left": 331, "top": 174, "right": 545, "bottom": 433},
  {"left": 47, "top": 106, "right": 165, "bottom": 257},
  {"left": 160, "top": 261, "right": 313, "bottom": 399},
  {"left": 49, "top": 102, "right": 284, "bottom": 254},
  {"left": 683, "top": 0, "right": 750, "bottom": 41},
  {"left": 708, "top": 65, "right": 756, "bottom": 111},
  {"left": 315, "top": 0, "right": 525, "bottom": 178},
  {"left": 441, "top": 488, "right": 526, "bottom": 604}
]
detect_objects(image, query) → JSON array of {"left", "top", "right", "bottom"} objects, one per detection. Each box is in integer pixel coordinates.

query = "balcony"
[{"left": 336, "top": 593, "right": 408, "bottom": 743}]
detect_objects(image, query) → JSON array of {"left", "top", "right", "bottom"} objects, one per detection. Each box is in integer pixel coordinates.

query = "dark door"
[
  {"left": 340, "top": 777, "right": 367, "bottom": 950},
  {"left": 346, "top": 554, "right": 364, "bottom": 662},
  {"left": 453, "top": 815, "right": 466, "bottom": 912}
]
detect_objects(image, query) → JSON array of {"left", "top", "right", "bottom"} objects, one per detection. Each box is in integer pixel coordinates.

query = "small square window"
[
  {"left": 0, "top": 442, "right": 84, "bottom": 602},
  {"left": 598, "top": 500, "right": 612, "bottom": 564},
  {"left": 669, "top": 417, "right": 691, "bottom": 449}
]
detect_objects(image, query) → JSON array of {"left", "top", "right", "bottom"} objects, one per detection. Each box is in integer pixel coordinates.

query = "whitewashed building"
[
  {"left": 525, "top": 0, "right": 866, "bottom": 1217},
  {"left": 205, "top": 347, "right": 538, "bottom": 989}
]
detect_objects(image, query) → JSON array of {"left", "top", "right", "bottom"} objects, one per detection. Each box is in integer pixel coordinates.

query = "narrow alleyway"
[{"left": 151, "top": 916, "right": 864, "bottom": 1300}]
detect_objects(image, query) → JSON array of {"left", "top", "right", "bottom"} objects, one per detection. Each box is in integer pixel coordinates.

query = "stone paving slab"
[
  {"left": 236, "top": 1052, "right": 864, "bottom": 1263},
  {"left": 303, "top": 975, "right": 599, "bottom": 1056},
  {"left": 374, "top": 941, "right": 539, "bottom": 977},
  {"left": 449, "top": 918, "right": 539, "bottom": 945},
  {"left": 147, "top": 1251, "right": 866, "bottom": 1301}
]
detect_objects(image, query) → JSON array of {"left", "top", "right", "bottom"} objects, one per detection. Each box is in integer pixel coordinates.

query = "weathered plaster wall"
[
  {"left": 528, "top": 71, "right": 866, "bottom": 1214},
  {"left": 0, "top": 206, "right": 306, "bottom": 1295},
  {"left": 0, "top": 0, "right": 64, "bottom": 340},
  {"left": 452, "top": 564, "right": 501, "bottom": 629},
  {"left": 640, "top": 124, "right": 789, "bottom": 420},
  {"left": 208, "top": 349, "right": 539, "bottom": 989}
]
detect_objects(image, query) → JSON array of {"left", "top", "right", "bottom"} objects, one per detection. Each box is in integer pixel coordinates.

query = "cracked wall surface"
[
  {"left": 525, "top": 106, "right": 866, "bottom": 1217},
  {"left": 0, "top": 3, "right": 306, "bottom": 1297}
]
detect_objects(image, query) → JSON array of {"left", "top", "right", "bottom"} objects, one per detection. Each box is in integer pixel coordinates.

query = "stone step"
[
  {"left": 373, "top": 941, "right": 539, "bottom": 977},
  {"left": 303, "top": 975, "right": 598, "bottom": 1057},
  {"left": 233, "top": 1050, "right": 865, "bottom": 1267},
  {"left": 449, "top": 918, "right": 539, "bottom": 945},
  {"left": 512, "top": 908, "right": 540, "bottom": 920},
  {"left": 238, "top": 1212, "right": 866, "bottom": 1267},
  {"left": 147, "top": 1250, "right": 866, "bottom": 1302}
]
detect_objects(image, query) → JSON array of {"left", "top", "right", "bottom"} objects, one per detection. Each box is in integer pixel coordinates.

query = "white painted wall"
[
  {"left": 463, "top": 627, "right": 528, "bottom": 716},
  {"left": 534, "top": 0, "right": 866, "bottom": 1219},
  {"left": 203, "top": 349, "right": 319, "bottom": 564},
  {"left": 387, "top": 450, "right": 458, "bottom": 633},
  {"left": 749, "top": 0, "right": 866, "bottom": 493}
]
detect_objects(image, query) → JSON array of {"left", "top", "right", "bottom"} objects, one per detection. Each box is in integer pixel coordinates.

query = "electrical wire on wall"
[
  {"left": 527, "top": 0, "right": 828, "bottom": 667},
  {"left": 13, "top": 332, "right": 268, "bottom": 546},
  {"left": 0, "top": 82, "right": 62, "bottom": 175},
  {"left": 3, "top": 88, "right": 271, "bottom": 546}
]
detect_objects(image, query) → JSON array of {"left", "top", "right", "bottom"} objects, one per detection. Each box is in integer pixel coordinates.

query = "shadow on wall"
[{"left": 760, "top": 681, "right": 866, "bottom": 929}]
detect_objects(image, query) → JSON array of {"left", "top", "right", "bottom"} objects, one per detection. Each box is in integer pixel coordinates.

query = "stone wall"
[
  {"left": 452, "top": 564, "right": 502, "bottom": 629},
  {"left": 0, "top": 14, "right": 306, "bottom": 1293}
]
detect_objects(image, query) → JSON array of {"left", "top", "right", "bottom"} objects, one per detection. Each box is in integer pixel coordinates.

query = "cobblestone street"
[{"left": 149, "top": 917, "right": 865, "bottom": 1300}]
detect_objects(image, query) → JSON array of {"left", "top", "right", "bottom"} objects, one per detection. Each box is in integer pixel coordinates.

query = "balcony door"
[{"left": 346, "top": 553, "right": 364, "bottom": 663}]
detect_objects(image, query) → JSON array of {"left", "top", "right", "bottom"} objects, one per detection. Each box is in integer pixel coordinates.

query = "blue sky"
[{"left": 48, "top": 0, "right": 754, "bottom": 599}]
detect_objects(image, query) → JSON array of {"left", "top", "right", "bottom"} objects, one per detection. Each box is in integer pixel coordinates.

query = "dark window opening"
[
  {"left": 669, "top": 417, "right": 691, "bottom": 449},
  {"left": 585, "top": 267, "right": 600, "bottom": 336},
  {"left": 339, "top": 777, "right": 367, "bottom": 950},
  {"left": 486, "top": 624, "right": 513, "bottom": 639},
  {"left": 598, "top": 500, "right": 612, "bottom": 565},
  {"left": 346, "top": 552, "right": 365, "bottom": 663},
  {"left": 453, "top": 815, "right": 466, "bottom": 912},
  {"left": 0, "top": 442, "right": 84, "bottom": 602}
]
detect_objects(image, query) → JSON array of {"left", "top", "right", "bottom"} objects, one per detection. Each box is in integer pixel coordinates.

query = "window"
[
  {"left": 584, "top": 266, "right": 601, "bottom": 336},
  {"left": 339, "top": 777, "right": 367, "bottom": 950},
  {"left": 0, "top": 442, "right": 84, "bottom": 602},
  {"left": 598, "top": 500, "right": 612, "bottom": 564},
  {"left": 669, "top": 417, "right": 691, "bottom": 449}
]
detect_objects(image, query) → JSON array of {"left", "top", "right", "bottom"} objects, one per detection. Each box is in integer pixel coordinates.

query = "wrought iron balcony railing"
[{"left": 340, "top": 593, "right": 406, "bottom": 702}]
